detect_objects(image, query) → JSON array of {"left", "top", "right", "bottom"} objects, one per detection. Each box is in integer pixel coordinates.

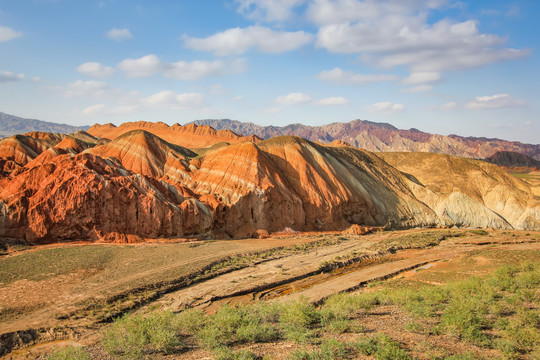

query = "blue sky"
[{"left": 0, "top": 0, "right": 538, "bottom": 143}]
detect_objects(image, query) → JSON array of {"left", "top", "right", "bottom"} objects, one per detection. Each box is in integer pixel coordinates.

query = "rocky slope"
[
  {"left": 0, "top": 126, "right": 538, "bottom": 243},
  {"left": 192, "top": 119, "right": 540, "bottom": 160},
  {"left": 485, "top": 151, "right": 540, "bottom": 168},
  {"left": 379, "top": 152, "right": 539, "bottom": 230},
  {"left": 87, "top": 121, "right": 261, "bottom": 148}
]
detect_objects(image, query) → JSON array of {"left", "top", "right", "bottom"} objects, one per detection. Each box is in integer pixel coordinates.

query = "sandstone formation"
[
  {"left": 379, "top": 152, "right": 540, "bottom": 230},
  {"left": 485, "top": 151, "right": 540, "bottom": 168},
  {"left": 87, "top": 121, "right": 261, "bottom": 148},
  {"left": 192, "top": 119, "right": 540, "bottom": 160},
  {"left": 0, "top": 123, "right": 539, "bottom": 244}
]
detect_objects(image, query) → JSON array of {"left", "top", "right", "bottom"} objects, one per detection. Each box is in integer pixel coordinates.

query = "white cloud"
[
  {"left": 117, "top": 54, "right": 162, "bottom": 78},
  {"left": 403, "top": 71, "right": 441, "bottom": 84},
  {"left": 143, "top": 91, "right": 205, "bottom": 108},
  {"left": 117, "top": 54, "right": 247, "bottom": 80},
  {"left": 401, "top": 85, "right": 433, "bottom": 93},
  {"left": 465, "top": 94, "right": 527, "bottom": 109},
  {"left": 0, "top": 26, "right": 22, "bottom": 42},
  {"left": 275, "top": 92, "right": 312, "bottom": 105},
  {"left": 164, "top": 58, "right": 247, "bottom": 80},
  {"left": 317, "top": 67, "right": 397, "bottom": 85},
  {"left": 107, "top": 105, "right": 141, "bottom": 115},
  {"left": 365, "top": 102, "right": 404, "bottom": 114},
  {"left": 312, "top": 0, "right": 528, "bottom": 73},
  {"left": 233, "top": 95, "right": 244, "bottom": 101},
  {"left": 440, "top": 102, "right": 457, "bottom": 110},
  {"left": 82, "top": 104, "right": 106, "bottom": 115},
  {"left": 262, "top": 107, "right": 282, "bottom": 114},
  {"left": 64, "top": 80, "right": 109, "bottom": 98},
  {"left": 0, "top": 71, "right": 25, "bottom": 83},
  {"left": 106, "top": 28, "right": 133, "bottom": 41},
  {"left": 314, "top": 96, "right": 349, "bottom": 106},
  {"left": 77, "top": 62, "right": 115, "bottom": 78},
  {"left": 235, "top": 0, "right": 306, "bottom": 22},
  {"left": 183, "top": 26, "right": 313, "bottom": 56}
]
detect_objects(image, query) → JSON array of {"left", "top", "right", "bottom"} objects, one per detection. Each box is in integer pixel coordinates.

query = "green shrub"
[
  {"left": 322, "top": 292, "right": 379, "bottom": 320},
  {"left": 48, "top": 346, "right": 90, "bottom": 360},
  {"left": 213, "top": 347, "right": 257, "bottom": 360},
  {"left": 102, "top": 311, "right": 182, "bottom": 359},
  {"left": 353, "top": 335, "right": 411, "bottom": 360},
  {"left": 282, "top": 325, "right": 316, "bottom": 344},
  {"left": 236, "top": 322, "right": 278, "bottom": 343},
  {"left": 289, "top": 339, "right": 348, "bottom": 360},
  {"left": 197, "top": 303, "right": 281, "bottom": 348},
  {"left": 372, "top": 335, "right": 411, "bottom": 360},
  {"left": 280, "top": 297, "right": 319, "bottom": 328},
  {"left": 354, "top": 337, "right": 378, "bottom": 356},
  {"left": 176, "top": 308, "right": 206, "bottom": 334}
]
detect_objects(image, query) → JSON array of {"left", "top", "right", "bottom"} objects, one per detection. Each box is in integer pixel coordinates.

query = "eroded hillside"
[{"left": 0, "top": 124, "right": 539, "bottom": 244}]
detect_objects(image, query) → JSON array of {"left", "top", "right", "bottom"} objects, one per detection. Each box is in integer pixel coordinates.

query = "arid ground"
[{"left": 1, "top": 228, "right": 539, "bottom": 359}]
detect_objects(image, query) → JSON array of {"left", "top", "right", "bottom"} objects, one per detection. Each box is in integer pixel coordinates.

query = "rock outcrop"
[
  {"left": 87, "top": 121, "right": 261, "bottom": 148},
  {"left": 1, "top": 126, "right": 539, "bottom": 243},
  {"left": 379, "top": 152, "right": 540, "bottom": 230},
  {"left": 192, "top": 119, "right": 540, "bottom": 160}
]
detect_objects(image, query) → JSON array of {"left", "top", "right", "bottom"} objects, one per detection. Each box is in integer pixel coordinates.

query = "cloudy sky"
[{"left": 0, "top": 0, "right": 538, "bottom": 143}]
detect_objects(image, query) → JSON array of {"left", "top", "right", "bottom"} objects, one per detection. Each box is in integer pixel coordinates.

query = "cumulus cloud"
[
  {"left": 117, "top": 54, "right": 162, "bottom": 78},
  {"left": 403, "top": 71, "right": 441, "bottom": 84},
  {"left": 465, "top": 94, "right": 527, "bottom": 109},
  {"left": 311, "top": 0, "right": 528, "bottom": 73},
  {"left": 143, "top": 91, "right": 205, "bottom": 108},
  {"left": 314, "top": 96, "right": 349, "bottom": 106},
  {"left": 401, "top": 85, "right": 433, "bottom": 93},
  {"left": 64, "top": 80, "right": 109, "bottom": 98},
  {"left": 317, "top": 67, "right": 397, "bottom": 85},
  {"left": 262, "top": 107, "right": 282, "bottom": 114},
  {"left": 82, "top": 104, "right": 106, "bottom": 115},
  {"left": 183, "top": 26, "right": 313, "bottom": 56},
  {"left": 0, "top": 26, "right": 22, "bottom": 42},
  {"left": 365, "top": 101, "right": 404, "bottom": 114},
  {"left": 117, "top": 54, "right": 247, "bottom": 80},
  {"left": 164, "top": 59, "right": 247, "bottom": 80},
  {"left": 275, "top": 92, "right": 312, "bottom": 105},
  {"left": 235, "top": 0, "right": 306, "bottom": 22},
  {"left": 106, "top": 28, "right": 133, "bottom": 41},
  {"left": 77, "top": 62, "right": 115, "bottom": 78},
  {"left": 0, "top": 71, "right": 25, "bottom": 83}
]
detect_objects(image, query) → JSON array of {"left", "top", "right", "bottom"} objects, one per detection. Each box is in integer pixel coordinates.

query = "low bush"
[
  {"left": 48, "top": 346, "right": 90, "bottom": 360},
  {"left": 102, "top": 311, "right": 182, "bottom": 359}
]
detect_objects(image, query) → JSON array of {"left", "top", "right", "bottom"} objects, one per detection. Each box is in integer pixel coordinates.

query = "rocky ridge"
[
  {"left": 192, "top": 119, "right": 540, "bottom": 160},
  {"left": 0, "top": 123, "right": 539, "bottom": 243}
]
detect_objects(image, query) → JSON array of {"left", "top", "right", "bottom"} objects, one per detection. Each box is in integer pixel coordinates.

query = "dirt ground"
[{"left": 1, "top": 229, "right": 539, "bottom": 359}]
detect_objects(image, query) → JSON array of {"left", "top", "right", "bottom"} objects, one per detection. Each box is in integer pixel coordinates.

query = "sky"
[{"left": 0, "top": 0, "right": 539, "bottom": 143}]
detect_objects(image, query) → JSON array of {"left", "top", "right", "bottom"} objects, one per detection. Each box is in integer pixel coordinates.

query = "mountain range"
[
  {"left": 0, "top": 112, "right": 89, "bottom": 137},
  {"left": 0, "top": 111, "right": 538, "bottom": 161},
  {"left": 191, "top": 119, "right": 540, "bottom": 161},
  {"left": 0, "top": 121, "right": 538, "bottom": 244}
]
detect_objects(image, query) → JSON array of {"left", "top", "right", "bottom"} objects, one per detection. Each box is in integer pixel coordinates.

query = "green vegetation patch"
[
  {"left": 371, "top": 230, "right": 464, "bottom": 252},
  {"left": 0, "top": 245, "right": 118, "bottom": 284}
]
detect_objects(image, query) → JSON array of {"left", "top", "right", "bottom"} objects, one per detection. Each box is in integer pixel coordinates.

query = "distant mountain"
[
  {"left": 0, "top": 112, "right": 89, "bottom": 136},
  {"left": 485, "top": 151, "right": 540, "bottom": 168},
  {"left": 191, "top": 119, "right": 540, "bottom": 161}
]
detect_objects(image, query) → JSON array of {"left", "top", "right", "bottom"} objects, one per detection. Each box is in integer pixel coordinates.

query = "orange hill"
[
  {"left": 87, "top": 121, "right": 262, "bottom": 148},
  {"left": 0, "top": 128, "right": 538, "bottom": 243}
]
